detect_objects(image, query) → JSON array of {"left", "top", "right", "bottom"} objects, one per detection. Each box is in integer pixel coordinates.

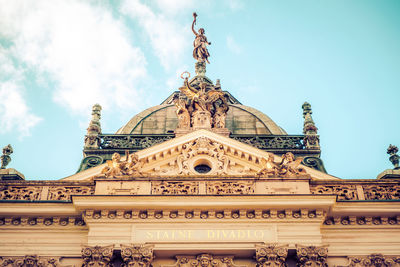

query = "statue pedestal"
[
  {"left": 0, "top": 168, "right": 25, "bottom": 180},
  {"left": 377, "top": 169, "right": 400, "bottom": 179}
]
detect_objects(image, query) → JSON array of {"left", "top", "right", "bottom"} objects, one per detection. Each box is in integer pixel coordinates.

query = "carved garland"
[
  {"left": 310, "top": 185, "right": 358, "bottom": 200},
  {"left": 0, "top": 255, "right": 59, "bottom": 267}
]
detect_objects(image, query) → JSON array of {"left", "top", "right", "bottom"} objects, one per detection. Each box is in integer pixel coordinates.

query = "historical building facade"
[{"left": 1, "top": 13, "right": 400, "bottom": 267}]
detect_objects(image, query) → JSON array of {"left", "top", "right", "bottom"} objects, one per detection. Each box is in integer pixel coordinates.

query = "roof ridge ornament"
[
  {"left": 387, "top": 144, "right": 399, "bottom": 170},
  {"left": 192, "top": 12, "right": 211, "bottom": 76},
  {"left": 0, "top": 144, "right": 13, "bottom": 169}
]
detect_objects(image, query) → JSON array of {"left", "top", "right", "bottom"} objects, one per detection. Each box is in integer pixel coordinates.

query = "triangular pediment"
[{"left": 62, "top": 130, "right": 339, "bottom": 181}]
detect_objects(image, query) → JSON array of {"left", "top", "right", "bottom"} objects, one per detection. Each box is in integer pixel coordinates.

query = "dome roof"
[{"left": 116, "top": 91, "right": 286, "bottom": 135}]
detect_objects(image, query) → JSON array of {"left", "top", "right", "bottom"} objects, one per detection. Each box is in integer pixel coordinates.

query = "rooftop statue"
[
  {"left": 0, "top": 144, "right": 13, "bottom": 169},
  {"left": 192, "top": 12, "right": 211, "bottom": 64}
]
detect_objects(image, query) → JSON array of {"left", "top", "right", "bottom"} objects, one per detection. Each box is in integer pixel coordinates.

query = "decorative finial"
[
  {"left": 84, "top": 104, "right": 102, "bottom": 149},
  {"left": 192, "top": 12, "right": 211, "bottom": 76},
  {"left": 387, "top": 144, "right": 399, "bottom": 169},
  {"left": 302, "top": 102, "right": 320, "bottom": 149},
  {"left": 1, "top": 144, "right": 13, "bottom": 169}
]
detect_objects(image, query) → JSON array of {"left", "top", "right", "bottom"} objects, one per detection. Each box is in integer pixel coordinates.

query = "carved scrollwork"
[
  {"left": 172, "top": 254, "right": 242, "bottom": 267},
  {"left": 47, "top": 186, "right": 94, "bottom": 201},
  {"left": 152, "top": 181, "right": 199, "bottom": 195},
  {"left": 231, "top": 136, "right": 305, "bottom": 150},
  {"left": 99, "top": 135, "right": 173, "bottom": 150},
  {"left": 255, "top": 244, "right": 288, "bottom": 267},
  {"left": 0, "top": 255, "right": 59, "bottom": 267},
  {"left": 0, "top": 186, "right": 42, "bottom": 201},
  {"left": 207, "top": 181, "right": 254, "bottom": 195},
  {"left": 296, "top": 245, "right": 328, "bottom": 267},
  {"left": 310, "top": 185, "right": 358, "bottom": 200},
  {"left": 344, "top": 254, "right": 400, "bottom": 267},
  {"left": 81, "top": 245, "right": 114, "bottom": 267},
  {"left": 363, "top": 185, "right": 400, "bottom": 200},
  {"left": 120, "top": 244, "right": 154, "bottom": 267}
]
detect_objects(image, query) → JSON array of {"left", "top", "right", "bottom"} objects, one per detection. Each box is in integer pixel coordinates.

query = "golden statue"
[{"left": 192, "top": 12, "right": 211, "bottom": 64}]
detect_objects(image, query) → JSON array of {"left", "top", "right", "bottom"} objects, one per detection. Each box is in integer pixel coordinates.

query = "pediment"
[{"left": 62, "top": 130, "right": 339, "bottom": 181}]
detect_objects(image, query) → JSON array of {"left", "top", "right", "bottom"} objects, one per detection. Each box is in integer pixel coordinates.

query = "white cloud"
[
  {"left": 120, "top": 0, "right": 192, "bottom": 71},
  {"left": 225, "top": 0, "right": 244, "bottom": 11},
  {"left": 0, "top": 0, "right": 148, "bottom": 116},
  {"left": 226, "top": 35, "right": 242, "bottom": 54}
]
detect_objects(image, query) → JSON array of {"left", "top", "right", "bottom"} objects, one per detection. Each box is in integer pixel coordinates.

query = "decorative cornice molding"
[
  {"left": 0, "top": 216, "right": 85, "bottom": 227},
  {"left": 324, "top": 216, "right": 400, "bottom": 226},
  {"left": 84, "top": 208, "right": 324, "bottom": 221},
  {"left": 343, "top": 253, "right": 400, "bottom": 267}
]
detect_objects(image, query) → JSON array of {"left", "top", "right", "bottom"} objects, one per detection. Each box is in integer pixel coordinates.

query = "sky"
[{"left": 0, "top": 0, "right": 399, "bottom": 180}]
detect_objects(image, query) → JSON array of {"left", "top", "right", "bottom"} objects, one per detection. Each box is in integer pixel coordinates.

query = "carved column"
[
  {"left": 120, "top": 244, "right": 154, "bottom": 267},
  {"left": 0, "top": 255, "right": 59, "bottom": 267},
  {"left": 296, "top": 245, "right": 328, "bottom": 267},
  {"left": 255, "top": 244, "right": 288, "bottom": 267},
  {"left": 81, "top": 245, "right": 114, "bottom": 267}
]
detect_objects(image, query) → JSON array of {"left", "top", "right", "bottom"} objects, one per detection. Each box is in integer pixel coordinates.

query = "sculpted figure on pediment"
[{"left": 100, "top": 152, "right": 144, "bottom": 178}]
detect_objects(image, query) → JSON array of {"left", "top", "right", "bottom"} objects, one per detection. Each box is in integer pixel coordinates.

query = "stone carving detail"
[
  {"left": 255, "top": 244, "right": 288, "bottom": 267},
  {"left": 344, "top": 254, "right": 400, "bottom": 267},
  {"left": 207, "top": 181, "right": 254, "bottom": 195},
  {"left": 100, "top": 152, "right": 144, "bottom": 178},
  {"left": 192, "top": 13, "right": 211, "bottom": 65},
  {"left": 296, "top": 245, "right": 328, "bottom": 267},
  {"left": 302, "top": 102, "right": 320, "bottom": 150},
  {"left": 175, "top": 73, "right": 229, "bottom": 131},
  {"left": 387, "top": 144, "right": 399, "bottom": 170},
  {"left": 99, "top": 135, "right": 173, "bottom": 150},
  {"left": 301, "top": 157, "right": 326, "bottom": 173},
  {"left": 310, "top": 185, "right": 358, "bottom": 200},
  {"left": 84, "top": 104, "right": 102, "bottom": 149},
  {"left": 47, "top": 186, "right": 94, "bottom": 201},
  {"left": 177, "top": 137, "right": 229, "bottom": 175},
  {"left": 152, "top": 181, "right": 199, "bottom": 195},
  {"left": 173, "top": 254, "right": 241, "bottom": 267},
  {"left": 1, "top": 144, "right": 13, "bottom": 169},
  {"left": 0, "top": 186, "right": 42, "bottom": 200},
  {"left": 120, "top": 244, "right": 154, "bottom": 267},
  {"left": 0, "top": 255, "right": 59, "bottom": 267},
  {"left": 258, "top": 152, "right": 307, "bottom": 178},
  {"left": 231, "top": 136, "right": 305, "bottom": 150},
  {"left": 81, "top": 245, "right": 114, "bottom": 267},
  {"left": 324, "top": 215, "right": 399, "bottom": 226},
  {"left": 363, "top": 185, "right": 400, "bottom": 200}
]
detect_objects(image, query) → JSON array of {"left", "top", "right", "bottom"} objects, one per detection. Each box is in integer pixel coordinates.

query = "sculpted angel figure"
[
  {"left": 101, "top": 152, "right": 126, "bottom": 177},
  {"left": 127, "top": 153, "right": 144, "bottom": 175},
  {"left": 278, "top": 152, "right": 306, "bottom": 176},
  {"left": 257, "top": 154, "right": 279, "bottom": 177},
  {"left": 192, "top": 12, "right": 211, "bottom": 63},
  {"left": 173, "top": 95, "right": 191, "bottom": 128}
]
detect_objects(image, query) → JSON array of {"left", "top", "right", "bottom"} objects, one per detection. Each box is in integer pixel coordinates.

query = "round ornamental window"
[{"left": 194, "top": 164, "right": 212, "bottom": 174}]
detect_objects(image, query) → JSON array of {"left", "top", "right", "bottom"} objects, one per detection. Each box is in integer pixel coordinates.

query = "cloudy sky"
[{"left": 0, "top": 0, "right": 399, "bottom": 180}]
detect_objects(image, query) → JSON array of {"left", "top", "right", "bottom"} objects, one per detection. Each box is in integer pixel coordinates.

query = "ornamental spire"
[
  {"left": 0, "top": 144, "right": 13, "bottom": 169},
  {"left": 302, "top": 102, "right": 320, "bottom": 149},
  {"left": 84, "top": 104, "right": 102, "bottom": 149}
]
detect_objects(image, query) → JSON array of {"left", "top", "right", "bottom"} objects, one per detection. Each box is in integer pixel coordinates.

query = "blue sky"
[{"left": 0, "top": 0, "right": 399, "bottom": 180}]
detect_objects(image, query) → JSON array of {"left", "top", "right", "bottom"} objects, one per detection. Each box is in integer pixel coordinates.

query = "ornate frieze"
[
  {"left": 231, "top": 135, "right": 305, "bottom": 150},
  {"left": 296, "top": 245, "right": 328, "bottom": 267},
  {"left": 324, "top": 216, "right": 399, "bottom": 226},
  {"left": 344, "top": 254, "right": 400, "bottom": 267},
  {"left": 152, "top": 181, "right": 199, "bottom": 195},
  {"left": 47, "top": 186, "right": 94, "bottom": 201},
  {"left": 206, "top": 181, "right": 254, "bottom": 195},
  {"left": 0, "top": 216, "right": 85, "bottom": 227},
  {"left": 310, "top": 185, "right": 358, "bottom": 200},
  {"left": 120, "top": 244, "right": 154, "bottom": 267},
  {"left": 0, "top": 255, "right": 59, "bottom": 267},
  {"left": 363, "top": 185, "right": 400, "bottom": 200},
  {"left": 255, "top": 244, "right": 288, "bottom": 267},
  {"left": 0, "top": 186, "right": 42, "bottom": 200},
  {"left": 81, "top": 245, "right": 114, "bottom": 267}
]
